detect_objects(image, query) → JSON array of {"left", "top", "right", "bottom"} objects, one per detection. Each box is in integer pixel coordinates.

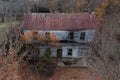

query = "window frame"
[
  {"left": 80, "top": 32, "right": 85, "bottom": 40},
  {"left": 57, "top": 49, "right": 62, "bottom": 57},
  {"left": 67, "top": 48, "right": 72, "bottom": 56},
  {"left": 69, "top": 32, "right": 74, "bottom": 40}
]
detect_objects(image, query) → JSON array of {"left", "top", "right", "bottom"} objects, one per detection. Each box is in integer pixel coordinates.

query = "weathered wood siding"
[
  {"left": 24, "top": 30, "right": 94, "bottom": 58},
  {"left": 24, "top": 30, "right": 95, "bottom": 42},
  {"left": 38, "top": 46, "right": 90, "bottom": 58},
  {"left": 74, "top": 30, "right": 95, "bottom": 42}
]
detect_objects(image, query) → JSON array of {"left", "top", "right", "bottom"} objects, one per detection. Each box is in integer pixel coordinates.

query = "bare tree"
[
  {"left": 1, "top": 24, "right": 22, "bottom": 55},
  {"left": 88, "top": 13, "right": 120, "bottom": 80}
]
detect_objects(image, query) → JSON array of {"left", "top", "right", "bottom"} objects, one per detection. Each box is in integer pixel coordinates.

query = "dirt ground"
[
  {"left": 0, "top": 50, "right": 103, "bottom": 80},
  {"left": 17, "top": 63, "right": 104, "bottom": 80}
]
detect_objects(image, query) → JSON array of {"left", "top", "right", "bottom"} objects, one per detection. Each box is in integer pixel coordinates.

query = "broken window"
[
  {"left": 80, "top": 32, "right": 85, "bottom": 40},
  {"left": 69, "top": 32, "right": 74, "bottom": 39},
  {"left": 67, "top": 48, "right": 72, "bottom": 56}
]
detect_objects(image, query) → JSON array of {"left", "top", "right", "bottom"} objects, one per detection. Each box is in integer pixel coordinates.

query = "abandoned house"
[{"left": 22, "top": 13, "right": 97, "bottom": 66}]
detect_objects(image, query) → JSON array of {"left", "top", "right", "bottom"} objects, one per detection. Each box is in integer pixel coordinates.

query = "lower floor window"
[
  {"left": 57, "top": 49, "right": 62, "bottom": 57},
  {"left": 67, "top": 48, "right": 72, "bottom": 56}
]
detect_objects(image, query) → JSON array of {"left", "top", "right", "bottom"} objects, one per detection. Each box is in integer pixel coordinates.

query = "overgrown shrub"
[
  {"left": 1, "top": 24, "right": 22, "bottom": 55},
  {"left": 37, "top": 48, "right": 56, "bottom": 77}
]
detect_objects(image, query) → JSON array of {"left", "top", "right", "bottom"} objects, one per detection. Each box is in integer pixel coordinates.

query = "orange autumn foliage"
[
  {"left": 50, "top": 32, "right": 60, "bottom": 46},
  {"left": 21, "top": 31, "right": 43, "bottom": 40},
  {"left": 95, "top": 0, "right": 120, "bottom": 22},
  {"left": 95, "top": 0, "right": 109, "bottom": 22},
  {"left": 101, "top": 0, "right": 109, "bottom": 9},
  {"left": 21, "top": 31, "right": 60, "bottom": 46},
  {"left": 20, "top": 31, "right": 34, "bottom": 41},
  {"left": 95, "top": 8, "right": 104, "bottom": 22}
]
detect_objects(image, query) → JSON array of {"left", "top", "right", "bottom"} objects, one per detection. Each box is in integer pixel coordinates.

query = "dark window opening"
[
  {"left": 57, "top": 49, "right": 62, "bottom": 57},
  {"left": 67, "top": 48, "right": 72, "bottom": 56},
  {"left": 80, "top": 32, "right": 85, "bottom": 40},
  {"left": 69, "top": 32, "right": 74, "bottom": 39}
]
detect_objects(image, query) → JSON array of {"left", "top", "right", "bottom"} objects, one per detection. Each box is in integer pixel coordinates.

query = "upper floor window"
[
  {"left": 80, "top": 32, "right": 85, "bottom": 40},
  {"left": 67, "top": 48, "right": 72, "bottom": 56},
  {"left": 69, "top": 32, "right": 74, "bottom": 39}
]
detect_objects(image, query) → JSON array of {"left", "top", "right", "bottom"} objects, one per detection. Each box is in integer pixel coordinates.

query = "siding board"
[{"left": 24, "top": 30, "right": 95, "bottom": 42}]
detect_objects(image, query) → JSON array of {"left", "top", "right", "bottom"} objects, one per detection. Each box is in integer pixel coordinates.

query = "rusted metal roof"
[{"left": 22, "top": 13, "right": 97, "bottom": 30}]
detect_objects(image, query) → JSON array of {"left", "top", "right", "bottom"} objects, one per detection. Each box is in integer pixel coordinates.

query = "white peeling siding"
[
  {"left": 62, "top": 47, "right": 67, "bottom": 57},
  {"left": 24, "top": 30, "right": 95, "bottom": 42},
  {"left": 73, "top": 47, "right": 79, "bottom": 57},
  {"left": 39, "top": 46, "right": 89, "bottom": 58},
  {"left": 87, "top": 30, "right": 95, "bottom": 41},
  {"left": 24, "top": 29, "right": 95, "bottom": 58}
]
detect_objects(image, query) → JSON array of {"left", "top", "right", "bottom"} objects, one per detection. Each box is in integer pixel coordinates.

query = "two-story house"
[{"left": 22, "top": 13, "right": 97, "bottom": 66}]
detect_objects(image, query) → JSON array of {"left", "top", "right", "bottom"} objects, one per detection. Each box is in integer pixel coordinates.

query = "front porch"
[{"left": 56, "top": 58, "right": 88, "bottom": 67}]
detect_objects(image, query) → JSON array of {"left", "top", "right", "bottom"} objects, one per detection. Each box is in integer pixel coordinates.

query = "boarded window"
[
  {"left": 80, "top": 32, "right": 85, "bottom": 40},
  {"left": 67, "top": 48, "right": 72, "bottom": 56}
]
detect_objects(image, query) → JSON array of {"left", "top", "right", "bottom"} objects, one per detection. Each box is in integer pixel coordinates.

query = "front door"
[{"left": 57, "top": 49, "right": 62, "bottom": 57}]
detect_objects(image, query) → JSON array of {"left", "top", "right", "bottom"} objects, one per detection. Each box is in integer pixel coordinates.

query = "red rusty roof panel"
[{"left": 22, "top": 13, "right": 98, "bottom": 30}]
